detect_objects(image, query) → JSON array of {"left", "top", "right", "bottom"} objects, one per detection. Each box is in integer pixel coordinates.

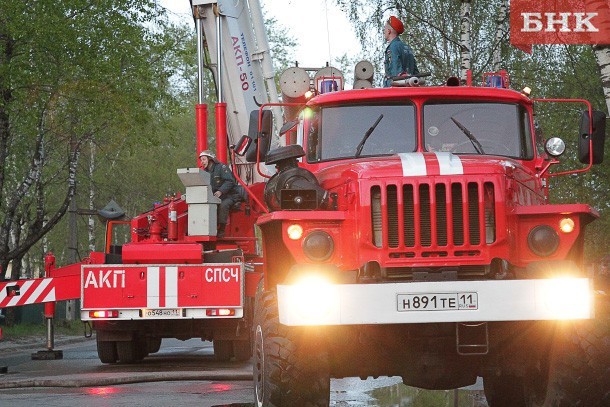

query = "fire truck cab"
[{"left": 251, "top": 74, "right": 609, "bottom": 406}]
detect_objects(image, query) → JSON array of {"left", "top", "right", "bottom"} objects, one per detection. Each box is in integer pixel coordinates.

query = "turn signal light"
[
  {"left": 559, "top": 218, "right": 575, "bottom": 233},
  {"left": 89, "top": 310, "right": 119, "bottom": 318},
  {"left": 287, "top": 224, "right": 304, "bottom": 240}
]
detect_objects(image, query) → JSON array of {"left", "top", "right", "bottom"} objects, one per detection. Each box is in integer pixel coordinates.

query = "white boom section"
[{"left": 191, "top": 0, "right": 281, "bottom": 148}]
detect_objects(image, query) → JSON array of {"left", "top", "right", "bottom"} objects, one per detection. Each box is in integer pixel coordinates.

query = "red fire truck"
[
  {"left": 0, "top": 0, "right": 280, "bottom": 363},
  {"left": 248, "top": 71, "right": 609, "bottom": 406},
  {"left": 0, "top": 1, "right": 608, "bottom": 406}
]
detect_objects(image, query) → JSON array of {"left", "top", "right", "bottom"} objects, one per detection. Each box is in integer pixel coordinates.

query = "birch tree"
[
  {"left": 88, "top": 141, "right": 96, "bottom": 253},
  {"left": 0, "top": 0, "right": 180, "bottom": 279},
  {"left": 492, "top": 0, "right": 509, "bottom": 71},
  {"left": 593, "top": 45, "right": 610, "bottom": 114},
  {"left": 459, "top": 0, "right": 472, "bottom": 83}
]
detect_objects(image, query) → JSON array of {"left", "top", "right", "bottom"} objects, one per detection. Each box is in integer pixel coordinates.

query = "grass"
[{"left": 1, "top": 319, "right": 85, "bottom": 339}]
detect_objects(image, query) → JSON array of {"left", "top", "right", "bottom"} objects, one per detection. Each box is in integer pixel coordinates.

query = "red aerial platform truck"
[{"left": 1, "top": 2, "right": 608, "bottom": 407}]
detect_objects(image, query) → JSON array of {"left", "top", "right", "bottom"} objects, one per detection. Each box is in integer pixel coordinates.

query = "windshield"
[
  {"left": 423, "top": 102, "right": 533, "bottom": 159},
  {"left": 306, "top": 104, "right": 416, "bottom": 162}
]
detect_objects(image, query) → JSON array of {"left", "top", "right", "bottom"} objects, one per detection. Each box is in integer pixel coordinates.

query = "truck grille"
[{"left": 371, "top": 181, "right": 496, "bottom": 253}]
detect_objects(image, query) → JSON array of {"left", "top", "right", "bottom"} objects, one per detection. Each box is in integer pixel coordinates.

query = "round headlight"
[
  {"left": 528, "top": 225, "right": 559, "bottom": 256},
  {"left": 545, "top": 137, "right": 566, "bottom": 157},
  {"left": 302, "top": 231, "right": 334, "bottom": 262}
]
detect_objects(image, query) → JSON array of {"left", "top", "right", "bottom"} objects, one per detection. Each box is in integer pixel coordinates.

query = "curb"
[{"left": 0, "top": 371, "right": 253, "bottom": 389}]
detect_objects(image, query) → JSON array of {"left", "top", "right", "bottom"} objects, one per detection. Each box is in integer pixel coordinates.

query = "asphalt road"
[{"left": 0, "top": 335, "right": 487, "bottom": 406}]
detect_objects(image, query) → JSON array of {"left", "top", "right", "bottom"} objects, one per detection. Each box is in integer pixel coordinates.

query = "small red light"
[
  {"left": 206, "top": 308, "right": 235, "bottom": 317},
  {"left": 89, "top": 310, "right": 119, "bottom": 318}
]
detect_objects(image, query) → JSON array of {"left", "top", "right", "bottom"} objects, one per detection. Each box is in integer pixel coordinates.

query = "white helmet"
[{"left": 199, "top": 150, "right": 216, "bottom": 160}]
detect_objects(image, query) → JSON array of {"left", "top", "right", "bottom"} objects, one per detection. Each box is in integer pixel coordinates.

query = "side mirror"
[
  {"left": 233, "top": 135, "right": 252, "bottom": 156},
  {"left": 578, "top": 109, "right": 606, "bottom": 164},
  {"left": 245, "top": 110, "right": 273, "bottom": 162}
]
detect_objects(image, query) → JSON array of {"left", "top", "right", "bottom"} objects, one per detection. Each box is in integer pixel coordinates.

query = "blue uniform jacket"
[{"left": 384, "top": 37, "right": 419, "bottom": 87}]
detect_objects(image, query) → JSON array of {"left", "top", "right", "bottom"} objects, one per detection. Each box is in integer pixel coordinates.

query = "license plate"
[
  {"left": 141, "top": 308, "right": 182, "bottom": 318},
  {"left": 397, "top": 292, "right": 478, "bottom": 311}
]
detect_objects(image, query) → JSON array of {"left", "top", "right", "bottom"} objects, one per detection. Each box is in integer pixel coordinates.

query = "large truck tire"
[
  {"left": 540, "top": 295, "right": 610, "bottom": 407},
  {"left": 485, "top": 295, "right": 610, "bottom": 407},
  {"left": 483, "top": 375, "right": 527, "bottom": 407},
  {"left": 147, "top": 337, "right": 162, "bottom": 354},
  {"left": 116, "top": 340, "right": 138, "bottom": 363},
  {"left": 214, "top": 340, "right": 233, "bottom": 361},
  {"left": 96, "top": 336, "right": 118, "bottom": 364},
  {"left": 232, "top": 340, "right": 251, "bottom": 361},
  {"left": 116, "top": 336, "right": 147, "bottom": 363},
  {"left": 253, "top": 289, "right": 330, "bottom": 407}
]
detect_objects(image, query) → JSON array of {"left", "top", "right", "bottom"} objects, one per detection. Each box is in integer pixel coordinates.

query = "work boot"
[{"left": 217, "top": 223, "right": 226, "bottom": 238}]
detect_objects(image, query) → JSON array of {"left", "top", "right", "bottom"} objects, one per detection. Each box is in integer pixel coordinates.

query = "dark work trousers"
[{"left": 218, "top": 194, "right": 240, "bottom": 226}]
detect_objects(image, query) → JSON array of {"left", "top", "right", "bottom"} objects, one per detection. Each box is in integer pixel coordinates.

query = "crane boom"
[{"left": 191, "top": 0, "right": 281, "bottom": 164}]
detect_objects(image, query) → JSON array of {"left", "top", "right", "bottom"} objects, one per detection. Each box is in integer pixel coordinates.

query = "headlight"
[
  {"left": 290, "top": 274, "right": 338, "bottom": 321},
  {"left": 302, "top": 231, "right": 334, "bottom": 261},
  {"left": 528, "top": 225, "right": 559, "bottom": 256},
  {"left": 538, "top": 278, "right": 592, "bottom": 319}
]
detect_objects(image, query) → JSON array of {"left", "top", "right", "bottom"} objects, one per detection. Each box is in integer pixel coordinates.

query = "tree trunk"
[
  {"left": 593, "top": 45, "right": 610, "bottom": 115},
  {"left": 66, "top": 198, "right": 78, "bottom": 321},
  {"left": 0, "top": 22, "right": 15, "bottom": 207},
  {"left": 492, "top": 0, "right": 509, "bottom": 71},
  {"left": 88, "top": 141, "right": 96, "bottom": 252},
  {"left": 459, "top": 0, "right": 472, "bottom": 83}
]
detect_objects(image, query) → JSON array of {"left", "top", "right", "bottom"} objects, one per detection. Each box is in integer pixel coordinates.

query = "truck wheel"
[
  {"left": 232, "top": 340, "right": 251, "bottom": 361},
  {"left": 116, "top": 338, "right": 146, "bottom": 363},
  {"left": 214, "top": 340, "right": 233, "bottom": 361},
  {"left": 483, "top": 375, "right": 527, "bottom": 407},
  {"left": 253, "top": 289, "right": 330, "bottom": 407},
  {"left": 147, "top": 337, "right": 162, "bottom": 354},
  {"left": 96, "top": 337, "right": 117, "bottom": 364},
  {"left": 541, "top": 297, "right": 610, "bottom": 406}
]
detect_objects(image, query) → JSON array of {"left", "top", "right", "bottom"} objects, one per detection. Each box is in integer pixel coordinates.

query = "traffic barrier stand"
[
  {"left": 31, "top": 301, "right": 63, "bottom": 360},
  {"left": 0, "top": 327, "right": 6, "bottom": 374},
  {"left": 31, "top": 254, "right": 63, "bottom": 360}
]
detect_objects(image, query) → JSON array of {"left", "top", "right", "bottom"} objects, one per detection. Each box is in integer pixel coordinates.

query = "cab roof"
[{"left": 308, "top": 85, "right": 532, "bottom": 106}]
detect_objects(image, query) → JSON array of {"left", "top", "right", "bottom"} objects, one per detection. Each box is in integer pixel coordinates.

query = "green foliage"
[
  {"left": 1, "top": 1, "right": 297, "bottom": 272},
  {"left": 0, "top": 0, "right": 195, "bottom": 276},
  {"left": 266, "top": 15, "right": 298, "bottom": 73}
]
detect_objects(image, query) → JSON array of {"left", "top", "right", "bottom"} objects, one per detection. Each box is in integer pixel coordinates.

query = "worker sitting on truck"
[
  {"left": 198, "top": 150, "right": 242, "bottom": 238},
  {"left": 383, "top": 15, "right": 419, "bottom": 87}
]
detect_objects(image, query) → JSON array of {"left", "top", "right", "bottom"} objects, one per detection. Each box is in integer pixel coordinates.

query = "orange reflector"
[
  {"left": 206, "top": 308, "right": 235, "bottom": 317},
  {"left": 89, "top": 310, "right": 119, "bottom": 318}
]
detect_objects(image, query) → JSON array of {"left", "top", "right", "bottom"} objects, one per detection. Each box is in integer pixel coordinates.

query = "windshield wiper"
[
  {"left": 451, "top": 116, "right": 485, "bottom": 154},
  {"left": 355, "top": 114, "right": 384, "bottom": 158}
]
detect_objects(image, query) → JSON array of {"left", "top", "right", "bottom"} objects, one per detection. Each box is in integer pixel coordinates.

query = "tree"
[
  {"left": 593, "top": 45, "right": 610, "bottom": 114},
  {"left": 459, "top": 0, "right": 472, "bottom": 83},
  {"left": 0, "top": 0, "right": 182, "bottom": 280}
]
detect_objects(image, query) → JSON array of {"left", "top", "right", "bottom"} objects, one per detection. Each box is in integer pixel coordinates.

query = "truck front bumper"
[{"left": 277, "top": 278, "right": 593, "bottom": 326}]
